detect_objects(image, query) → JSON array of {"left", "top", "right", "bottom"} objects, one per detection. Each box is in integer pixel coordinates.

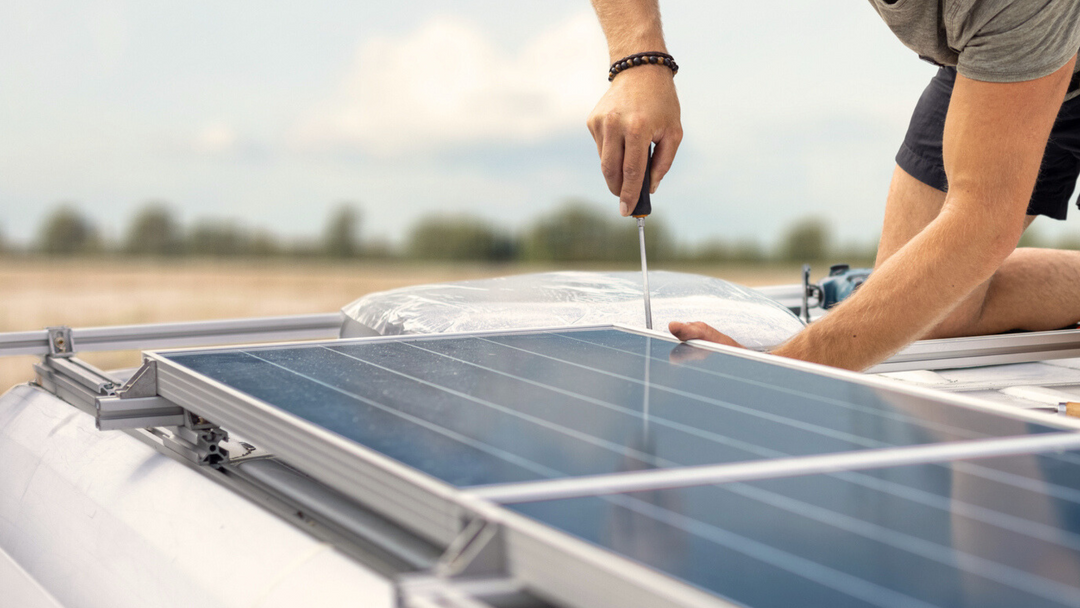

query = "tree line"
[{"left": 0, "top": 200, "right": 901, "bottom": 264}]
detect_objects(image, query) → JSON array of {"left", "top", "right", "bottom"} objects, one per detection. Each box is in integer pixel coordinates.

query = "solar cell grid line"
[
  {"left": 717, "top": 483, "right": 1068, "bottom": 601},
  {"left": 242, "top": 350, "right": 565, "bottom": 479},
  {"left": 318, "top": 345, "right": 674, "bottom": 468},
  {"left": 467, "top": 333, "right": 1063, "bottom": 443},
  {"left": 663, "top": 328, "right": 1080, "bottom": 434},
  {"left": 951, "top": 458, "right": 1080, "bottom": 501},
  {"left": 299, "top": 338, "right": 876, "bottom": 483},
  {"left": 240, "top": 346, "right": 658, "bottom": 483},
  {"left": 326, "top": 341, "right": 764, "bottom": 483},
  {"left": 463, "top": 336, "right": 899, "bottom": 450},
  {"left": 325, "top": 333, "right": 1061, "bottom": 478},
  {"left": 825, "top": 466, "right": 1080, "bottom": 552},
  {"left": 549, "top": 329, "right": 999, "bottom": 440},
  {"left": 396, "top": 339, "right": 792, "bottom": 461},
  {"left": 502, "top": 449, "right": 1080, "bottom": 608},
  {"left": 323, "top": 335, "right": 879, "bottom": 475},
  {"left": 158, "top": 328, "right": 1076, "bottom": 495},
  {"left": 161, "top": 348, "right": 560, "bottom": 487},
  {"left": 151, "top": 348, "right": 493, "bottom": 544},
  {"left": 392, "top": 337, "right": 1080, "bottom": 492},
  {"left": 585, "top": 494, "right": 941, "bottom": 608},
  {"left": 483, "top": 329, "right": 1069, "bottom": 439},
  {"left": 472, "top": 432, "right": 1080, "bottom": 503}
]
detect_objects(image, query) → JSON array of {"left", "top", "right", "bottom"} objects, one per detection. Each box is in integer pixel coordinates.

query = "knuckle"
[
  {"left": 600, "top": 162, "right": 619, "bottom": 180},
  {"left": 624, "top": 119, "right": 647, "bottom": 139}
]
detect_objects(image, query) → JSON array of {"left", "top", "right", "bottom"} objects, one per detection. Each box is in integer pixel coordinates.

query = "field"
[{"left": 0, "top": 258, "right": 805, "bottom": 392}]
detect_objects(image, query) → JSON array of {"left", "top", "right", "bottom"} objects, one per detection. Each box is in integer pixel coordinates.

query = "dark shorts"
[{"left": 898, "top": 66, "right": 1080, "bottom": 220}]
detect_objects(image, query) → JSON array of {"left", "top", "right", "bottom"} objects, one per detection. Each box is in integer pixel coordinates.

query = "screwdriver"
[{"left": 631, "top": 146, "right": 654, "bottom": 330}]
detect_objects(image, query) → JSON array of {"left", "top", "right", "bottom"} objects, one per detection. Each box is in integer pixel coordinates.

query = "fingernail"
[
  {"left": 620, "top": 202, "right": 630, "bottom": 216},
  {"left": 650, "top": 183, "right": 657, "bottom": 194}
]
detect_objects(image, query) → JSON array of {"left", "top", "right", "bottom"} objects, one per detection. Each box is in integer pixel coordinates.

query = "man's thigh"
[
  {"left": 895, "top": 66, "right": 1080, "bottom": 223},
  {"left": 875, "top": 165, "right": 946, "bottom": 266}
]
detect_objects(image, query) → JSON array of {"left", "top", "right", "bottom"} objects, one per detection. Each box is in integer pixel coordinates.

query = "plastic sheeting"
[{"left": 341, "top": 271, "right": 804, "bottom": 350}]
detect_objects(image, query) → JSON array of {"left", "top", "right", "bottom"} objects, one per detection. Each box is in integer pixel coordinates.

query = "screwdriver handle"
[{"left": 631, "top": 145, "right": 653, "bottom": 218}]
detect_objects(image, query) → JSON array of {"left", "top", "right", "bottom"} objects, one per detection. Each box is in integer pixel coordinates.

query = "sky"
[{"left": 3, "top": 1, "right": 1073, "bottom": 250}]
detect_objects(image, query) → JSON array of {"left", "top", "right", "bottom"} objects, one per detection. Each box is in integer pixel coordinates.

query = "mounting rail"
[
  {"left": 0, "top": 312, "right": 345, "bottom": 358},
  {"left": 873, "top": 327, "right": 1080, "bottom": 373}
]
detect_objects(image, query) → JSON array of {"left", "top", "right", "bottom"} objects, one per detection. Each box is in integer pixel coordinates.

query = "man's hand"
[
  {"left": 587, "top": 67, "right": 682, "bottom": 216},
  {"left": 588, "top": 0, "right": 682, "bottom": 216},
  {"left": 668, "top": 321, "right": 744, "bottom": 349}
]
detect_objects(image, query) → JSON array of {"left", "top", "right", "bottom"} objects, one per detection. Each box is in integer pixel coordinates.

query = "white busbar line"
[{"left": 471, "top": 432, "right": 1080, "bottom": 504}]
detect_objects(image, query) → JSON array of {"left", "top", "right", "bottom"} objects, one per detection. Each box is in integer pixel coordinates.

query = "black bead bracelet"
[{"left": 608, "top": 52, "right": 678, "bottom": 82}]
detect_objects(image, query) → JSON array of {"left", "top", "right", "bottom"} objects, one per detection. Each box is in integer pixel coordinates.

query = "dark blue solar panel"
[
  {"left": 509, "top": 450, "right": 1080, "bottom": 608},
  {"left": 163, "top": 328, "right": 1064, "bottom": 488}
]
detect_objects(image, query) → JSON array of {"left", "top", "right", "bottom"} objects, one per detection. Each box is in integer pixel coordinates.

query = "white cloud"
[{"left": 293, "top": 12, "right": 608, "bottom": 155}]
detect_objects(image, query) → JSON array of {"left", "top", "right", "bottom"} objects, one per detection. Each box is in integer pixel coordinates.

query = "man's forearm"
[
  {"left": 771, "top": 197, "right": 1023, "bottom": 371},
  {"left": 590, "top": 0, "right": 667, "bottom": 60}
]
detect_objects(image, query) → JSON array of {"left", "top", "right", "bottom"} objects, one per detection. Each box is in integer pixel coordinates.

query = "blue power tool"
[{"left": 801, "top": 264, "right": 872, "bottom": 323}]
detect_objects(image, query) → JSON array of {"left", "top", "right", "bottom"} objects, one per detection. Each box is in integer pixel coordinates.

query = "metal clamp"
[
  {"left": 46, "top": 326, "right": 74, "bottom": 357},
  {"left": 94, "top": 361, "right": 187, "bottom": 431},
  {"left": 398, "top": 518, "right": 520, "bottom": 608},
  {"left": 96, "top": 396, "right": 186, "bottom": 431},
  {"left": 435, "top": 518, "right": 506, "bottom": 579}
]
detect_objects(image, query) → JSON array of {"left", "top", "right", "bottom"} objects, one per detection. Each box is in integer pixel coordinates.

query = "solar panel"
[
  {"left": 151, "top": 326, "right": 1080, "bottom": 548},
  {"left": 161, "top": 328, "right": 1066, "bottom": 490},
  {"left": 506, "top": 449, "right": 1080, "bottom": 608}
]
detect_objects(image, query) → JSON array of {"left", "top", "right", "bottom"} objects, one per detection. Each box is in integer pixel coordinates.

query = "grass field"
[{"left": 0, "top": 258, "right": 806, "bottom": 392}]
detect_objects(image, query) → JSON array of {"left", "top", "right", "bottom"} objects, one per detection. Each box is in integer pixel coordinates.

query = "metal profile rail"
[
  {"left": 0, "top": 312, "right": 345, "bottom": 358},
  {"left": 874, "top": 327, "right": 1080, "bottom": 373}
]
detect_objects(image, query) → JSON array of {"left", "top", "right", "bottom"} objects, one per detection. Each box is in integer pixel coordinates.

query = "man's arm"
[
  {"left": 674, "top": 58, "right": 1076, "bottom": 371},
  {"left": 587, "top": 0, "right": 682, "bottom": 216}
]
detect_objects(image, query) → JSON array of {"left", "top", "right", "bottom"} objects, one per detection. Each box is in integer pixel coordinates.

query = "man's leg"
[{"left": 876, "top": 165, "right": 1080, "bottom": 338}]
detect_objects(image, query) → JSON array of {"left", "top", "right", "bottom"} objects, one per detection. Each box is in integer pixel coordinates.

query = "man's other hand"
[
  {"left": 587, "top": 65, "right": 682, "bottom": 216},
  {"left": 668, "top": 321, "right": 744, "bottom": 349}
]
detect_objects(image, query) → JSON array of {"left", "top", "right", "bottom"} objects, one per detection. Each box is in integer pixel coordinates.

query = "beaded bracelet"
[{"left": 608, "top": 52, "right": 678, "bottom": 82}]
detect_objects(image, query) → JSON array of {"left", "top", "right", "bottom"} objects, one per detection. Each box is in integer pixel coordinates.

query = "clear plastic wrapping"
[{"left": 341, "top": 270, "right": 804, "bottom": 349}]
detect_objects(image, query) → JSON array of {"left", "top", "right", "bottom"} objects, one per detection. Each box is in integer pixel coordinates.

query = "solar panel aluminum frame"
[
  {"left": 145, "top": 324, "right": 1080, "bottom": 546},
  {"left": 145, "top": 324, "right": 619, "bottom": 545}
]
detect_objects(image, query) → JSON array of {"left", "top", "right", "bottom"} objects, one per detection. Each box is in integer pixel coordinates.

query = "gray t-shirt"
[{"left": 869, "top": 0, "right": 1080, "bottom": 86}]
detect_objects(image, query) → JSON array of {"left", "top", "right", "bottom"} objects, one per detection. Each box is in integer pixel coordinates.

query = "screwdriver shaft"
[{"left": 637, "top": 217, "right": 652, "bottom": 329}]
